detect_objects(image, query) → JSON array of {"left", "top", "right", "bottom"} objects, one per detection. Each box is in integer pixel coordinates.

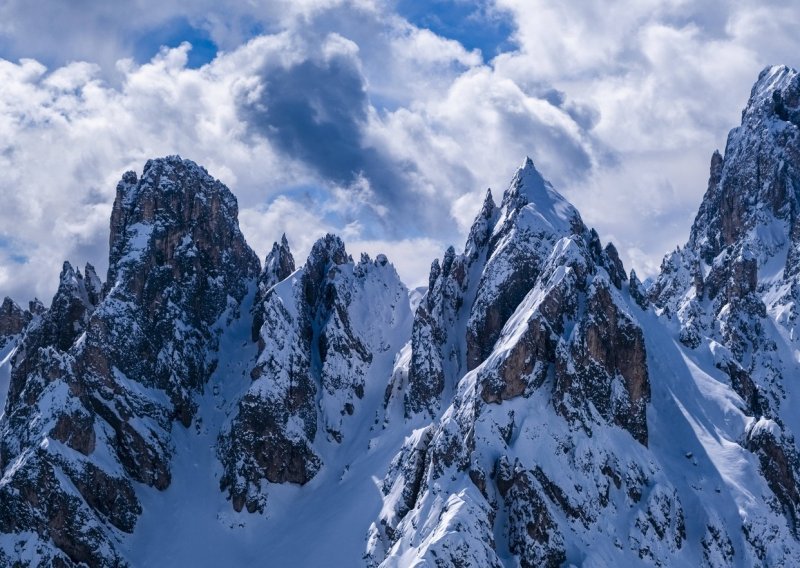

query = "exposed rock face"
[
  {"left": 629, "top": 269, "right": 649, "bottom": 310},
  {"left": 398, "top": 164, "right": 595, "bottom": 421},
  {"left": 370, "top": 158, "right": 661, "bottom": 567},
  {"left": 0, "top": 297, "right": 29, "bottom": 346},
  {"left": 0, "top": 156, "right": 259, "bottom": 565},
  {"left": 554, "top": 278, "right": 650, "bottom": 445},
  {"left": 104, "top": 157, "right": 259, "bottom": 417},
  {"left": 402, "top": 243, "right": 468, "bottom": 418},
  {"left": 395, "top": 158, "right": 648, "bottom": 435},
  {"left": 688, "top": 68, "right": 800, "bottom": 268},
  {"left": 394, "top": 189, "right": 502, "bottom": 418},
  {"left": 652, "top": 65, "right": 800, "bottom": 544},
  {"left": 251, "top": 233, "right": 296, "bottom": 342},
  {"left": 495, "top": 457, "right": 566, "bottom": 568},
  {"left": 465, "top": 161, "right": 584, "bottom": 372},
  {"left": 219, "top": 235, "right": 411, "bottom": 513}
]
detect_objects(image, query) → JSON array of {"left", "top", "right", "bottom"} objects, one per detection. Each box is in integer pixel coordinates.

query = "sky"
[{"left": 1, "top": 0, "right": 799, "bottom": 305}]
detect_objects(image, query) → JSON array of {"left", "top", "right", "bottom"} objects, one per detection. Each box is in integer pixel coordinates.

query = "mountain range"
[{"left": 1, "top": 65, "right": 800, "bottom": 567}]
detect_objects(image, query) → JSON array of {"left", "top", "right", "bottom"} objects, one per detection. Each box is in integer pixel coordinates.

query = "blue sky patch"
[
  {"left": 8, "top": 253, "right": 28, "bottom": 265},
  {"left": 0, "top": 235, "right": 29, "bottom": 265},
  {"left": 133, "top": 17, "right": 218, "bottom": 68},
  {"left": 395, "top": 0, "right": 516, "bottom": 60}
]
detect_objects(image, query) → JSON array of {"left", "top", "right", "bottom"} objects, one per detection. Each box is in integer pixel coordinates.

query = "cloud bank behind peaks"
[{"left": 1, "top": 0, "right": 798, "bottom": 305}]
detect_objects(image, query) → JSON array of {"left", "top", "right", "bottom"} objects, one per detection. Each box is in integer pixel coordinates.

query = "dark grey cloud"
[
  {"left": 242, "top": 55, "right": 371, "bottom": 186},
  {"left": 236, "top": 48, "right": 441, "bottom": 238},
  {"left": 499, "top": 99, "right": 597, "bottom": 186},
  {"left": 236, "top": 33, "right": 605, "bottom": 244}
]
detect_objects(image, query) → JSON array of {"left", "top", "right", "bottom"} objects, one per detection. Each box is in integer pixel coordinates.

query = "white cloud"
[
  {"left": 1, "top": 0, "right": 800, "bottom": 306},
  {"left": 348, "top": 237, "right": 446, "bottom": 289},
  {"left": 0, "top": 42, "right": 293, "bottom": 303},
  {"left": 239, "top": 196, "right": 335, "bottom": 267},
  {"left": 489, "top": 0, "right": 800, "bottom": 278}
]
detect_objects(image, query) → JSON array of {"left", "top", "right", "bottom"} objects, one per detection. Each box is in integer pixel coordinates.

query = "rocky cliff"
[{"left": 0, "top": 156, "right": 259, "bottom": 565}]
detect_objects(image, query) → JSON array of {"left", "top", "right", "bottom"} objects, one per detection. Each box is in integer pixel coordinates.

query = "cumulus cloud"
[
  {"left": 491, "top": 0, "right": 800, "bottom": 279},
  {"left": 0, "top": 0, "right": 799, "bottom": 306},
  {"left": 0, "top": 0, "right": 361, "bottom": 71},
  {"left": 0, "top": 23, "right": 483, "bottom": 303},
  {"left": 0, "top": 43, "right": 292, "bottom": 303},
  {"left": 239, "top": 195, "right": 444, "bottom": 289}
]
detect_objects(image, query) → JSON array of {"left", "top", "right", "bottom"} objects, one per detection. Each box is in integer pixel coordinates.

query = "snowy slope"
[
  {"left": 369, "top": 154, "right": 799, "bottom": 567},
  {"left": 130, "top": 244, "right": 418, "bottom": 567},
  {"left": 128, "top": 289, "right": 414, "bottom": 566},
  {"left": 652, "top": 64, "right": 800, "bottom": 550}
]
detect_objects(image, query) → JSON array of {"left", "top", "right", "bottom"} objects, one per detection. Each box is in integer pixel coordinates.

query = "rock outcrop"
[
  {"left": 219, "top": 235, "right": 411, "bottom": 513},
  {"left": 652, "top": 65, "right": 800, "bottom": 542},
  {"left": 0, "top": 156, "right": 259, "bottom": 565},
  {"left": 251, "top": 233, "right": 296, "bottom": 342},
  {"left": 0, "top": 297, "right": 30, "bottom": 348}
]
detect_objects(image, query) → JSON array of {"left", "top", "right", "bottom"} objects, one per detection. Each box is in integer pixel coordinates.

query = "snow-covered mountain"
[{"left": 1, "top": 66, "right": 800, "bottom": 567}]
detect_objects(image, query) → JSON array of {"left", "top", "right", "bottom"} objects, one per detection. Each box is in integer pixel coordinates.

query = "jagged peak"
[
  {"left": 261, "top": 235, "right": 296, "bottom": 286},
  {"left": 494, "top": 155, "right": 582, "bottom": 240},
  {"left": 252, "top": 236, "right": 297, "bottom": 341},
  {"left": 502, "top": 156, "right": 547, "bottom": 207},
  {"left": 602, "top": 241, "right": 627, "bottom": 288},
  {"left": 465, "top": 189, "right": 498, "bottom": 258},
  {"left": 741, "top": 65, "right": 800, "bottom": 127},
  {"left": 306, "top": 234, "right": 350, "bottom": 270},
  {"left": 0, "top": 296, "right": 28, "bottom": 338},
  {"left": 118, "top": 169, "right": 138, "bottom": 189},
  {"left": 442, "top": 245, "right": 456, "bottom": 276},
  {"left": 504, "top": 156, "right": 555, "bottom": 207},
  {"left": 266, "top": 235, "right": 293, "bottom": 262},
  {"left": 750, "top": 65, "right": 798, "bottom": 105},
  {"left": 427, "top": 257, "right": 441, "bottom": 292},
  {"left": 84, "top": 262, "right": 100, "bottom": 283},
  {"left": 115, "top": 155, "right": 236, "bottom": 214},
  {"left": 108, "top": 156, "right": 258, "bottom": 291},
  {"left": 83, "top": 263, "right": 103, "bottom": 305},
  {"left": 54, "top": 260, "right": 98, "bottom": 309},
  {"left": 479, "top": 188, "right": 495, "bottom": 214},
  {"left": 59, "top": 260, "right": 79, "bottom": 283},
  {"left": 28, "top": 298, "right": 45, "bottom": 315},
  {"left": 684, "top": 65, "right": 800, "bottom": 265},
  {"left": 142, "top": 154, "right": 210, "bottom": 180},
  {"left": 301, "top": 234, "right": 352, "bottom": 308}
]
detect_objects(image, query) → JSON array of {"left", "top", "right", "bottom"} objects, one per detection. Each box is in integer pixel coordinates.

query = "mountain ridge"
[{"left": 0, "top": 65, "right": 799, "bottom": 566}]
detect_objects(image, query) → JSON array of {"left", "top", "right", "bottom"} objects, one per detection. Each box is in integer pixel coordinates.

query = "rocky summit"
[{"left": 1, "top": 67, "right": 800, "bottom": 567}]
